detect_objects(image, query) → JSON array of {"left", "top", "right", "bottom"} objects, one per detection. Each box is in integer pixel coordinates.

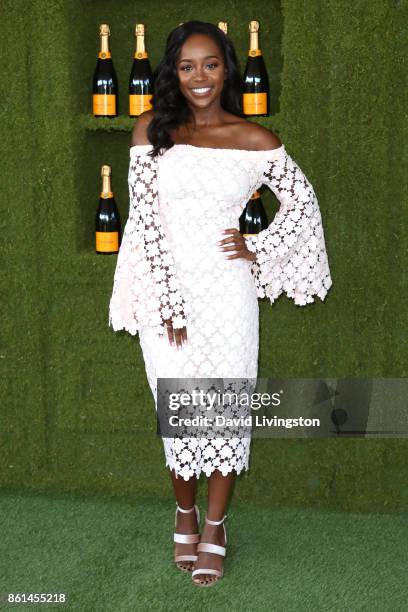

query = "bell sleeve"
[
  {"left": 108, "top": 144, "right": 189, "bottom": 337},
  {"left": 244, "top": 144, "right": 333, "bottom": 306}
]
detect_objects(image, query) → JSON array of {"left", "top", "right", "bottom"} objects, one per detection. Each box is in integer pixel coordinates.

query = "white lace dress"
[{"left": 108, "top": 142, "right": 332, "bottom": 480}]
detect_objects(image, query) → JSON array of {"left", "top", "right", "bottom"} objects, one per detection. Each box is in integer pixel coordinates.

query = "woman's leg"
[
  {"left": 192, "top": 470, "right": 235, "bottom": 584},
  {"left": 171, "top": 469, "right": 199, "bottom": 571}
]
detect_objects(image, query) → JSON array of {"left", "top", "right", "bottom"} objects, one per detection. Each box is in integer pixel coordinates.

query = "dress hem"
[{"left": 164, "top": 457, "right": 250, "bottom": 481}]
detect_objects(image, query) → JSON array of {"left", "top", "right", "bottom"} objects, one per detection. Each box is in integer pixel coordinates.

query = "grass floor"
[{"left": 0, "top": 490, "right": 406, "bottom": 611}]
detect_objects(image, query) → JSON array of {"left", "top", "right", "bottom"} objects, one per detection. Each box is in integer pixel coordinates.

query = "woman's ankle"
[
  {"left": 200, "top": 521, "right": 225, "bottom": 545},
  {"left": 176, "top": 508, "right": 198, "bottom": 533}
]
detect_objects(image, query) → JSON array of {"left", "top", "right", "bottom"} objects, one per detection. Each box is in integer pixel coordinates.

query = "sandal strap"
[
  {"left": 175, "top": 554, "right": 198, "bottom": 562},
  {"left": 174, "top": 532, "right": 200, "bottom": 544},
  {"left": 176, "top": 504, "right": 195, "bottom": 513},
  {"left": 192, "top": 568, "right": 223, "bottom": 578},
  {"left": 197, "top": 542, "right": 226, "bottom": 557},
  {"left": 205, "top": 514, "right": 227, "bottom": 526}
]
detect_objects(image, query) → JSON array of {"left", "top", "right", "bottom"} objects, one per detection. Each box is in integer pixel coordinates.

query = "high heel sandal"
[
  {"left": 174, "top": 503, "right": 200, "bottom": 573},
  {"left": 191, "top": 514, "right": 227, "bottom": 587}
]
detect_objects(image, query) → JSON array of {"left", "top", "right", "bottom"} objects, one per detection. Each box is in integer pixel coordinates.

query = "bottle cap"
[
  {"left": 218, "top": 21, "right": 228, "bottom": 34},
  {"left": 100, "top": 24, "right": 110, "bottom": 36},
  {"left": 101, "top": 165, "right": 111, "bottom": 177}
]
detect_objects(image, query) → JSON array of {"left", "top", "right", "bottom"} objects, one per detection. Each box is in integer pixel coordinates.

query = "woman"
[{"left": 109, "top": 21, "right": 332, "bottom": 587}]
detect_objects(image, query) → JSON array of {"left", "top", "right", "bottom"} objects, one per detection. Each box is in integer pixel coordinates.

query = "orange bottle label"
[
  {"left": 129, "top": 94, "right": 153, "bottom": 116},
  {"left": 243, "top": 92, "right": 267, "bottom": 115},
  {"left": 134, "top": 51, "right": 149, "bottom": 59},
  {"left": 93, "top": 94, "right": 116, "bottom": 115},
  {"left": 99, "top": 192, "right": 114, "bottom": 199},
  {"left": 98, "top": 51, "right": 112, "bottom": 59},
  {"left": 96, "top": 231, "right": 118, "bottom": 251},
  {"left": 248, "top": 49, "right": 263, "bottom": 57}
]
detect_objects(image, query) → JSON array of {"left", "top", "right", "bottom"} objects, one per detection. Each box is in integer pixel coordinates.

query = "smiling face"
[{"left": 176, "top": 33, "right": 227, "bottom": 109}]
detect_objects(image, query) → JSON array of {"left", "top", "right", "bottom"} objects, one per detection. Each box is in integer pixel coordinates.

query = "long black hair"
[{"left": 147, "top": 21, "right": 244, "bottom": 157}]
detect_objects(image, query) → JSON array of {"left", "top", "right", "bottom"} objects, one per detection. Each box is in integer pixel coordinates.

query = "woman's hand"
[
  {"left": 163, "top": 318, "right": 187, "bottom": 349},
  {"left": 217, "top": 228, "right": 257, "bottom": 262}
]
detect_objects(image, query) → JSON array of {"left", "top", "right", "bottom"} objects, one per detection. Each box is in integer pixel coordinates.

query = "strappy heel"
[
  {"left": 191, "top": 514, "right": 227, "bottom": 587},
  {"left": 174, "top": 503, "right": 200, "bottom": 573}
]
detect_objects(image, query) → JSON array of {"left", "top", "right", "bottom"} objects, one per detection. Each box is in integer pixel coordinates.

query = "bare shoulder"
[
  {"left": 131, "top": 110, "right": 155, "bottom": 146},
  {"left": 234, "top": 120, "right": 282, "bottom": 151}
]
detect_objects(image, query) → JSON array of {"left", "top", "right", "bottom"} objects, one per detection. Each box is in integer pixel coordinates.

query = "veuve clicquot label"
[
  {"left": 243, "top": 20, "right": 269, "bottom": 116},
  {"left": 95, "top": 165, "right": 121, "bottom": 254},
  {"left": 96, "top": 231, "right": 118, "bottom": 251},
  {"left": 92, "top": 24, "right": 118, "bottom": 117},
  {"left": 129, "top": 24, "right": 153, "bottom": 117},
  {"left": 239, "top": 191, "right": 268, "bottom": 237}
]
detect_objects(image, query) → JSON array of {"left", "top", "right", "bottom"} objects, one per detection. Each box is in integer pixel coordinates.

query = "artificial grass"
[
  {"left": 2, "top": 0, "right": 407, "bottom": 516},
  {"left": 0, "top": 490, "right": 406, "bottom": 611}
]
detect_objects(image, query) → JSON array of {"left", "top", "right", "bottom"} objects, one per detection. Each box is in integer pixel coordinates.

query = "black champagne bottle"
[
  {"left": 239, "top": 191, "right": 268, "bottom": 237},
  {"left": 243, "top": 20, "right": 269, "bottom": 117},
  {"left": 92, "top": 24, "right": 118, "bottom": 117},
  {"left": 95, "top": 165, "right": 121, "bottom": 254},
  {"left": 129, "top": 23, "right": 153, "bottom": 117}
]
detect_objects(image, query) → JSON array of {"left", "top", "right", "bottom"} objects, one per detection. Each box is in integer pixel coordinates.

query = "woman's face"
[{"left": 176, "top": 33, "right": 227, "bottom": 109}]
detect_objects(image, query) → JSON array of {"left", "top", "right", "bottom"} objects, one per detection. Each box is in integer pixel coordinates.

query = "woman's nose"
[{"left": 195, "top": 65, "right": 206, "bottom": 79}]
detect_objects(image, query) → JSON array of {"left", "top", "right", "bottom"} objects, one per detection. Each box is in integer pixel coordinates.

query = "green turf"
[
  {"left": 0, "top": 491, "right": 406, "bottom": 611},
  {"left": 1, "top": 0, "right": 407, "bottom": 514}
]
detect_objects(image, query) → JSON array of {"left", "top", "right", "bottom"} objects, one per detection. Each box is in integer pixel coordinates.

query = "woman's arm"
[
  {"left": 245, "top": 130, "right": 333, "bottom": 306},
  {"left": 108, "top": 119, "right": 189, "bottom": 339}
]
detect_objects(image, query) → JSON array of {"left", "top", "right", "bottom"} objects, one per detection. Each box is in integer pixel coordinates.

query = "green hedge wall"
[{"left": 1, "top": 0, "right": 407, "bottom": 513}]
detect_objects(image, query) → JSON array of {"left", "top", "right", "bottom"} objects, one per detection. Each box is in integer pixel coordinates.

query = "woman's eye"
[{"left": 180, "top": 63, "right": 219, "bottom": 71}]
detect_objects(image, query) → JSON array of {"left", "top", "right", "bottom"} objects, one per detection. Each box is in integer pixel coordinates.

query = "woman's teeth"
[{"left": 191, "top": 87, "right": 212, "bottom": 94}]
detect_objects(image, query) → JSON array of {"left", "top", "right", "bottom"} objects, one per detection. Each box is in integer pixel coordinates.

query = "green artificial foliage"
[{"left": 1, "top": 0, "right": 407, "bottom": 512}]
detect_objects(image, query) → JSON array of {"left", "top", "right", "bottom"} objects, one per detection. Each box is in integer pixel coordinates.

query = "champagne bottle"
[
  {"left": 129, "top": 24, "right": 153, "bottom": 117},
  {"left": 239, "top": 191, "right": 268, "bottom": 237},
  {"left": 95, "top": 165, "right": 121, "bottom": 254},
  {"left": 243, "top": 20, "right": 269, "bottom": 116},
  {"left": 92, "top": 24, "right": 118, "bottom": 117},
  {"left": 218, "top": 21, "right": 228, "bottom": 35}
]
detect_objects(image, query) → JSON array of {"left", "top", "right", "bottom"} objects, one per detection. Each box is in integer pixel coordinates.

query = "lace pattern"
[
  {"left": 108, "top": 146, "right": 189, "bottom": 337},
  {"left": 245, "top": 147, "right": 332, "bottom": 306},
  {"left": 108, "top": 142, "right": 332, "bottom": 481}
]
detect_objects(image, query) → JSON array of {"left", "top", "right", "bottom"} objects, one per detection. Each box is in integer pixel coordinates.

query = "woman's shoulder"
[
  {"left": 130, "top": 110, "right": 282, "bottom": 151},
  {"left": 131, "top": 110, "right": 154, "bottom": 146},
  {"left": 226, "top": 116, "right": 282, "bottom": 151}
]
